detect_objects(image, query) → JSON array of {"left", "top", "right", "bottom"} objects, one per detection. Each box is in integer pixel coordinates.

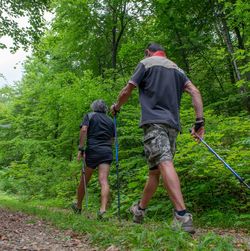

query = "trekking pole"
[
  {"left": 114, "top": 115, "right": 121, "bottom": 220},
  {"left": 82, "top": 158, "right": 88, "bottom": 209},
  {"left": 191, "top": 130, "right": 250, "bottom": 190}
]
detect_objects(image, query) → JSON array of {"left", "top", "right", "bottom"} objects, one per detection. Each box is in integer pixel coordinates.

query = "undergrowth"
[{"left": 0, "top": 192, "right": 241, "bottom": 251}]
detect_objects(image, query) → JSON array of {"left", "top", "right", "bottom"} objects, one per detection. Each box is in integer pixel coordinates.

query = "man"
[
  {"left": 72, "top": 100, "right": 115, "bottom": 219},
  {"left": 111, "top": 43, "right": 204, "bottom": 234}
]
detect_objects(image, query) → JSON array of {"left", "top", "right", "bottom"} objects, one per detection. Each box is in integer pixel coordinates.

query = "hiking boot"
[
  {"left": 97, "top": 211, "right": 107, "bottom": 221},
  {"left": 71, "top": 203, "right": 82, "bottom": 214},
  {"left": 130, "top": 202, "right": 145, "bottom": 224},
  {"left": 173, "top": 211, "right": 195, "bottom": 234}
]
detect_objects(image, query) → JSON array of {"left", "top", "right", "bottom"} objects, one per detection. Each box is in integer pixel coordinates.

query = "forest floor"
[
  {"left": 0, "top": 206, "right": 249, "bottom": 251},
  {"left": 0, "top": 208, "right": 100, "bottom": 251},
  {"left": 195, "top": 227, "right": 249, "bottom": 250}
]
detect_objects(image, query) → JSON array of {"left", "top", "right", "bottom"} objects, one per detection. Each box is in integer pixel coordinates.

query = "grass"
[
  {"left": 197, "top": 209, "right": 250, "bottom": 229},
  {"left": 22, "top": 194, "right": 250, "bottom": 230},
  {"left": 0, "top": 192, "right": 240, "bottom": 251}
]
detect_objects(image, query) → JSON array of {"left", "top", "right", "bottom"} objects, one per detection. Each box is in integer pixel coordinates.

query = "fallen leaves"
[{"left": 0, "top": 208, "right": 96, "bottom": 250}]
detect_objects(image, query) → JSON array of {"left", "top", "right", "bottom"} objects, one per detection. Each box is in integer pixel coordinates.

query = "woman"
[{"left": 72, "top": 100, "right": 115, "bottom": 219}]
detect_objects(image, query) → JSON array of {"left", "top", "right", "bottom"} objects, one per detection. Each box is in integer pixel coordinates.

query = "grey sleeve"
[
  {"left": 179, "top": 72, "right": 191, "bottom": 88},
  {"left": 80, "top": 114, "right": 89, "bottom": 128},
  {"left": 128, "top": 63, "right": 146, "bottom": 87}
]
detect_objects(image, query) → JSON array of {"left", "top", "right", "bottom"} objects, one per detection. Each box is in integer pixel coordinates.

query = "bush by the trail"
[
  {"left": 0, "top": 0, "right": 250, "bottom": 230},
  {"left": 1, "top": 102, "right": 249, "bottom": 220},
  {"left": 107, "top": 109, "right": 250, "bottom": 219}
]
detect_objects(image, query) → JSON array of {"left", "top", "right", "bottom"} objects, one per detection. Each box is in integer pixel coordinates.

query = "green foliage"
[
  {"left": 0, "top": 0, "right": 249, "bottom": 232},
  {"left": 0, "top": 0, "right": 50, "bottom": 51},
  {"left": 197, "top": 233, "right": 233, "bottom": 251},
  {"left": 0, "top": 194, "right": 237, "bottom": 250},
  {"left": 3, "top": 97, "right": 249, "bottom": 225}
]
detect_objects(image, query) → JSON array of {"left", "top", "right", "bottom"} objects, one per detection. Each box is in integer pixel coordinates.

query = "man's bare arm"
[
  {"left": 184, "top": 82, "right": 204, "bottom": 139},
  {"left": 184, "top": 82, "right": 203, "bottom": 119},
  {"left": 111, "top": 83, "right": 136, "bottom": 114}
]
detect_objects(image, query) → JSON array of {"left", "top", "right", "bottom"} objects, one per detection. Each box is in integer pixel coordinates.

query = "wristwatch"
[
  {"left": 194, "top": 117, "right": 205, "bottom": 132},
  {"left": 78, "top": 146, "right": 85, "bottom": 153}
]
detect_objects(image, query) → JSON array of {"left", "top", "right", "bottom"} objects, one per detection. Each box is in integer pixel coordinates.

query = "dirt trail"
[
  {"left": 196, "top": 227, "right": 250, "bottom": 250},
  {"left": 0, "top": 207, "right": 249, "bottom": 250},
  {"left": 0, "top": 208, "right": 97, "bottom": 251}
]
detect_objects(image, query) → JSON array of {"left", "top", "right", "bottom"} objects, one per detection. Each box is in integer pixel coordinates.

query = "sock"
[{"left": 175, "top": 209, "right": 187, "bottom": 216}]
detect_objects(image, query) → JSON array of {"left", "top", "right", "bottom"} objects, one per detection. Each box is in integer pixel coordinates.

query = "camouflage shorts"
[{"left": 143, "top": 124, "right": 178, "bottom": 169}]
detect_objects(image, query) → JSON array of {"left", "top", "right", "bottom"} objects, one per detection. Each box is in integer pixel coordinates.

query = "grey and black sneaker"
[
  {"left": 97, "top": 211, "right": 107, "bottom": 221},
  {"left": 71, "top": 203, "right": 82, "bottom": 214},
  {"left": 130, "top": 202, "right": 145, "bottom": 224},
  {"left": 173, "top": 211, "right": 195, "bottom": 234}
]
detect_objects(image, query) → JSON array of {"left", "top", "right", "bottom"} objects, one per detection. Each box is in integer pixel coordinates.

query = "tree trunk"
[
  {"left": 227, "top": 57, "right": 236, "bottom": 84},
  {"left": 234, "top": 26, "right": 244, "bottom": 50},
  {"left": 220, "top": 16, "right": 241, "bottom": 82},
  {"left": 112, "top": 26, "right": 117, "bottom": 69},
  {"left": 110, "top": 1, "right": 127, "bottom": 69}
]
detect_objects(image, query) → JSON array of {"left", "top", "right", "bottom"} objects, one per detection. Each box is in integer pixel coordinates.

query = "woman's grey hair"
[{"left": 90, "top": 99, "right": 108, "bottom": 113}]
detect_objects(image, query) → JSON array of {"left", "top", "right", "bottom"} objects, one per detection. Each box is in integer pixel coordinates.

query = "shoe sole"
[
  {"left": 71, "top": 204, "right": 81, "bottom": 214},
  {"left": 183, "top": 227, "right": 196, "bottom": 234}
]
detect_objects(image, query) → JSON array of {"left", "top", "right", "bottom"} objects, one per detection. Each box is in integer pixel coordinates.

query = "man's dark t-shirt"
[
  {"left": 80, "top": 112, "right": 115, "bottom": 168},
  {"left": 129, "top": 56, "right": 190, "bottom": 131}
]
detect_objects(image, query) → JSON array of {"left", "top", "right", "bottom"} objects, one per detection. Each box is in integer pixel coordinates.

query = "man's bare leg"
[
  {"left": 139, "top": 169, "right": 160, "bottom": 209},
  {"left": 98, "top": 163, "right": 110, "bottom": 212},
  {"left": 77, "top": 166, "right": 94, "bottom": 209},
  {"left": 158, "top": 160, "right": 186, "bottom": 211}
]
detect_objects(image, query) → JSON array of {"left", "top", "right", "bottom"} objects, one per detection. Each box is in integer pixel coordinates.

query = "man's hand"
[
  {"left": 191, "top": 118, "right": 205, "bottom": 141},
  {"left": 110, "top": 103, "right": 120, "bottom": 116},
  {"left": 191, "top": 126, "right": 205, "bottom": 141},
  {"left": 110, "top": 83, "right": 136, "bottom": 116}
]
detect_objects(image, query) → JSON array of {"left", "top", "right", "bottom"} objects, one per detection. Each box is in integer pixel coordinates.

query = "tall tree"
[{"left": 0, "top": 0, "right": 50, "bottom": 51}]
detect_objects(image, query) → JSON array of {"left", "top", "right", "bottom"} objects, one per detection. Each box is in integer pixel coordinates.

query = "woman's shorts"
[{"left": 85, "top": 150, "right": 113, "bottom": 169}]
